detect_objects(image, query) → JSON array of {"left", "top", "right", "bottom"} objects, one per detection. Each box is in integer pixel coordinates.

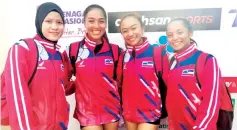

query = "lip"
[
  {"left": 127, "top": 37, "right": 136, "bottom": 42},
  {"left": 171, "top": 42, "right": 182, "bottom": 47},
  {"left": 92, "top": 29, "right": 101, "bottom": 31},
  {"left": 49, "top": 32, "right": 59, "bottom": 34},
  {"left": 91, "top": 30, "right": 102, "bottom": 35}
]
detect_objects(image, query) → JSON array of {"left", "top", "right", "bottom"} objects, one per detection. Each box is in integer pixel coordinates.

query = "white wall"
[
  {"left": 0, "top": 1, "right": 11, "bottom": 130},
  {"left": 0, "top": 0, "right": 10, "bottom": 72}
]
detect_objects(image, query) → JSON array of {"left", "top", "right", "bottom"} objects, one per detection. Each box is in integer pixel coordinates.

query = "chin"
[
  {"left": 48, "top": 37, "right": 60, "bottom": 42},
  {"left": 174, "top": 47, "right": 184, "bottom": 52},
  {"left": 91, "top": 35, "right": 103, "bottom": 41},
  {"left": 126, "top": 43, "right": 136, "bottom": 46},
  {"left": 47, "top": 34, "right": 61, "bottom": 41}
]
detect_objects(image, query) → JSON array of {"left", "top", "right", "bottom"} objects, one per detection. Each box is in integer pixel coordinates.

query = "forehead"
[
  {"left": 45, "top": 11, "right": 62, "bottom": 20},
  {"left": 167, "top": 20, "right": 187, "bottom": 32},
  {"left": 120, "top": 16, "right": 140, "bottom": 28},
  {"left": 86, "top": 8, "right": 105, "bottom": 19}
]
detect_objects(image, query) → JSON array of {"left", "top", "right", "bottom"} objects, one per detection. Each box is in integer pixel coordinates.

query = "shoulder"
[
  {"left": 110, "top": 43, "right": 123, "bottom": 56},
  {"left": 11, "top": 38, "right": 38, "bottom": 52},
  {"left": 153, "top": 44, "right": 167, "bottom": 56},
  {"left": 110, "top": 43, "right": 122, "bottom": 50},
  {"left": 198, "top": 50, "right": 215, "bottom": 60},
  {"left": 68, "top": 40, "right": 83, "bottom": 50},
  {"left": 70, "top": 40, "right": 82, "bottom": 46},
  {"left": 196, "top": 50, "right": 218, "bottom": 67},
  {"left": 110, "top": 43, "right": 119, "bottom": 47}
]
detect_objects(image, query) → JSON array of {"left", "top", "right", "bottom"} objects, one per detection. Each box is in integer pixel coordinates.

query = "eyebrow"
[
  {"left": 44, "top": 18, "right": 62, "bottom": 21},
  {"left": 167, "top": 32, "right": 172, "bottom": 34},
  {"left": 131, "top": 24, "right": 137, "bottom": 27},
  {"left": 121, "top": 24, "right": 137, "bottom": 31},
  {"left": 167, "top": 28, "right": 184, "bottom": 33},
  {"left": 87, "top": 17, "right": 105, "bottom": 20},
  {"left": 44, "top": 17, "right": 52, "bottom": 20},
  {"left": 176, "top": 29, "right": 183, "bottom": 32}
]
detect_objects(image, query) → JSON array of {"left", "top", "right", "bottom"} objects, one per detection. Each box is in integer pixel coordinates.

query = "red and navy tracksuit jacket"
[
  {"left": 167, "top": 43, "right": 221, "bottom": 130},
  {"left": 66, "top": 35, "right": 121, "bottom": 126},
  {"left": 116, "top": 38, "right": 169, "bottom": 123},
  {"left": 2, "top": 35, "right": 70, "bottom": 130}
]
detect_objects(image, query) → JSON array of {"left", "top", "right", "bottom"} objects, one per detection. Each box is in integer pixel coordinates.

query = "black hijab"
[{"left": 35, "top": 2, "right": 65, "bottom": 43}]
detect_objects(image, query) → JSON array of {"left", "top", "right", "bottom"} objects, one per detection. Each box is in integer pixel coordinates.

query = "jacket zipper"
[
  {"left": 51, "top": 52, "right": 58, "bottom": 130},
  {"left": 93, "top": 51, "right": 100, "bottom": 122},
  {"left": 132, "top": 48, "right": 136, "bottom": 64}
]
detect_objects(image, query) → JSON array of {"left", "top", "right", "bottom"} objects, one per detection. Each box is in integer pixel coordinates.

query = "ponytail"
[
  {"left": 103, "top": 33, "right": 114, "bottom": 61},
  {"left": 190, "top": 38, "right": 197, "bottom": 46}
]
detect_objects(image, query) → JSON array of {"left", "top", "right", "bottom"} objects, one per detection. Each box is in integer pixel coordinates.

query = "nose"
[
  {"left": 93, "top": 21, "right": 100, "bottom": 28},
  {"left": 172, "top": 34, "right": 178, "bottom": 41},
  {"left": 51, "top": 22, "right": 59, "bottom": 30},
  {"left": 128, "top": 30, "right": 134, "bottom": 37}
]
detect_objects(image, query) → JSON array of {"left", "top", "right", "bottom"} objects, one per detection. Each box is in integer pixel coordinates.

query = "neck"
[
  {"left": 96, "top": 40, "right": 103, "bottom": 45},
  {"left": 136, "top": 38, "right": 144, "bottom": 46},
  {"left": 174, "top": 43, "right": 191, "bottom": 53},
  {"left": 128, "top": 38, "right": 144, "bottom": 47},
  {"left": 37, "top": 31, "right": 57, "bottom": 44},
  {"left": 87, "top": 35, "right": 102, "bottom": 45},
  {"left": 92, "top": 38, "right": 102, "bottom": 45}
]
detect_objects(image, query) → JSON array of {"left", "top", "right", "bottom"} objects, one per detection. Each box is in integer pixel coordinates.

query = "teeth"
[
  {"left": 92, "top": 30, "right": 101, "bottom": 35},
  {"left": 173, "top": 42, "right": 181, "bottom": 46},
  {"left": 129, "top": 38, "right": 135, "bottom": 42}
]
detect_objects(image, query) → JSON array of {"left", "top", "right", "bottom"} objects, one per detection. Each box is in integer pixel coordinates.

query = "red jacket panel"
[
  {"left": 167, "top": 43, "right": 221, "bottom": 130},
  {"left": 2, "top": 35, "right": 69, "bottom": 130},
  {"left": 116, "top": 38, "right": 169, "bottom": 123},
  {"left": 67, "top": 36, "right": 121, "bottom": 126}
]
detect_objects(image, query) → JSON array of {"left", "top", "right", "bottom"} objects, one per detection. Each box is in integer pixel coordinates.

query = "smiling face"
[
  {"left": 120, "top": 16, "right": 144, "bottom": 46},
  {"left": 84, "top": 8, "right": 107, "bottom": 43},
  {"left": 166, "top": 20, "right": 193, "bottom": 52},
  {"left": 41, "top": 11, "right": 64, "bottom": 41}
]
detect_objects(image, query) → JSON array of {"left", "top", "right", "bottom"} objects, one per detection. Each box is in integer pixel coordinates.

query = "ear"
[
  {"left": 105, "top": 22, "right": 108, "bottom": 28},
  {"left": 83, "top": 23, "right": 87, "bottom": 33},
  {"left": 189, "top": 31, "right": 193, "bottom": 38},
  {"left": 141, "top": 27, "right": 145, "bottom": 36},
  {"left": 83, "top": 19, "right": 87, "bottom": 27}
]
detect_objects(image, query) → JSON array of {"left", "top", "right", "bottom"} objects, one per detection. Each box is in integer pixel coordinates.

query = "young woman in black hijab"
[{"left": 1, "top": 2, "right": 71, "bottom": 130}]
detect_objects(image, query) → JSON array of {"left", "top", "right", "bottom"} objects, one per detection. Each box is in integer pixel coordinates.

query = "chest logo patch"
[
  {"left": 142, "top": 61, "right": 153, "bottom": 68},
  {"left": 105, "top": 59, "right": 113, "bottom": 65},
  {"left": 181, "top": 69, "right": 195, "bottom": 76}
]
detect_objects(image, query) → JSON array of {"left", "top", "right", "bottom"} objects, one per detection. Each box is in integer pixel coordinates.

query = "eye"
[
  {"left": 122, "top": 30, "right": 128, "bottom": 34},
  {"left": 131, "top": 27, "right": 136, "bottom": 30},
  {"left": 57, "top": 21, "right": 63, "bottom": 24},
  {"left": 177, "top": 31, "right": 183, "bottom": 35},
  {"left": 99, "top": 20, "right": 105, "bottom": 24},
  {"left": 167, "top": 34, "right": 172, "bottom": 38},
  {"left": 88, "top": 20, "right": 94, "bottom": 23},
  {"left": 45, "top": 20, "right": 52, "bottom": 24}
]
